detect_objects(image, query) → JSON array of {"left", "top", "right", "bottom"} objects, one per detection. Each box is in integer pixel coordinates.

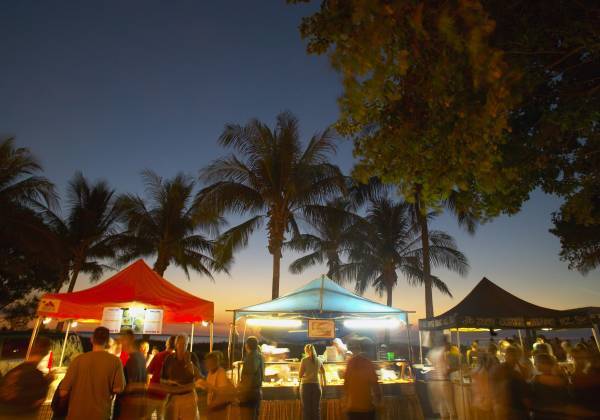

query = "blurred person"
[
  {"left": 470, "top": 352, "right": 495, "bottom": 420},
  {"left": 139, "top": 340, "right": 150, "bottom": 361},
  {"left": 147, "top": 346, "right": 159, "bottom": 368},
  {"left": 161, "top": 335, "right": 201, "bottom": 420},
  {"left": 551, "top": 338, "right": 566, "bottom": 362},
  {"left": 0, "top": 337, "right": 53, "bottom": 419},
  {"left": 467, "top": 340, "right": 479, "bottom": 367},
  {"left": 196, "top": 351, "right": 234, "bottom": 420},
  {"left": 488, "top": 342, "right": 500, "bottom": 365},
  {"left": 114, "top": 333, "right": 148, "bottom": 419},
  {"left": 146, "top": 336, "right": 176, "bottom": 419},
  {"left": 427, "top": 336, "right": 457, "bottom": 420},
  {"left": 58, "top": 326, "right": 125, "bottom": 420},
  {"left": 299, "top": 344, "right": 326, "bottom": 420},
  {"left": 490, "top": 345, "right": 530, "bottom": 420},
  {"left": 343, "top": 338, "right": 382, "bottom": 420},
  {"left": 569, "top": 347, "right": 600, "bottom": 418},
  {"left": 529, "top": 353, "right": 569, "bottom": 420},
  {"left": 560, "top": 340, "right": 573, "bottom": 364},
  {"left": 237, "top": 336, "right": 264, "bottom": 420}
]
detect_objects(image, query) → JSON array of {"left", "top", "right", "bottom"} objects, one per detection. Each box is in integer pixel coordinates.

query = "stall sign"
[
  {"left": 308, "top": 319, "right": 335, "bottom": 339},
  {"left": 38, "top": 298, "right": 60, "bottom": 313},
  {"left": 101, "top": 307, "right": 123, "bottom": 333},
  {"left": 143, "top": 308, "right": 164, "bottom": 334}
]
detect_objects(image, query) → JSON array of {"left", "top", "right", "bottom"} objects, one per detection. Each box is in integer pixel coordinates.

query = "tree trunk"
[
  {"left": 271, "top": 248, "right": 281, "bottom": 300},
  {"left": 386, "top": 282, "right": 393, "bottom": 307},
  {"left": 153, "top": 253, "right": 169, "bottom": 276},
  {"left": 415, "top": 190, "right": 434, "bottom": 319},
  {"left": 66, "top": 266, "right": 81, "bottom": 293}
]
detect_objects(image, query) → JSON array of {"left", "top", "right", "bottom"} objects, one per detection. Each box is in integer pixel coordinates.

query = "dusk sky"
[{"left": 2, "top": 1, "right": 599, "bottom": 335}]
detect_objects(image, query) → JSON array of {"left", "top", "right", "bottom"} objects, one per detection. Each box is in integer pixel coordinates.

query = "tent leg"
[
  {"left": 26, "top": 317, "right": 42, "bottom": 360},
  {"left": 209, "top": 322, "right": 214, "bottom": 352},
  {"left": 517, "top": 329, "right": 524, "bottom": 349},
  {"left": 592, "top": 324, "right": 600, "bottom": 353},
  {"left": 457, "top": 330, "right": 467, "bottom": 420},
  {"left": 406, "top": 321, "right": 413, "bottom": 363},
  {"left": 190, "top": 323, "right": 195, "bottom": 352},
  {"left": 228, "top": 311, "right": 236, "bottom": 369},
  {"left": 419, "top": 330, "right": 423, "bottom": 364},
  {"left": 58, "top": 320, "right": 72, "bottom": 368}
]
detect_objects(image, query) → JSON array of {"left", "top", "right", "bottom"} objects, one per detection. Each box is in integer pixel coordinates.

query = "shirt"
[
  {"left": 147, "top": 350, "right": 172, "bottom": 399},
  {"left": 240, "top": 350, "right": 264, "bottom": 391},
  {"left": 124, "top": 351, "right": 147, "bottom": 384},
  {"left": 0, "top": 361, "right": 49, "bottom": 415},
  {"left": 161, "top": 352, "right": 201, "bottom": 386},
  {"left": 344, "top": 353, "right": 379, "bottom": 413},
  {"left": 300, "top": 356, "right": 322, "bottom": 384},
  {"left": 206, "top": 367, "right": 232, "bottom": 405},
  {"left": 60, "top": 351, "right": 125, "bottom": 420}
]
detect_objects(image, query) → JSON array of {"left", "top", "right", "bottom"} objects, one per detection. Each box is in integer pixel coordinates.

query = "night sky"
[{"left": 2, "top": 1, "right": 599, "bottom": 335}]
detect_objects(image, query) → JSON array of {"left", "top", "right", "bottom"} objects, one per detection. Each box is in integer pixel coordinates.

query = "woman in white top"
[
  {"left": 299, "top": 344, "right": 326, "bottom": 420},
  {"left": 196, "top": 351, "right": 234, "bottom": 420}
]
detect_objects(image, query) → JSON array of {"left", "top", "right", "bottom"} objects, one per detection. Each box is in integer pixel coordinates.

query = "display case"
[{"left": 231, "top": 358, "right": 414, "bottom": 397}]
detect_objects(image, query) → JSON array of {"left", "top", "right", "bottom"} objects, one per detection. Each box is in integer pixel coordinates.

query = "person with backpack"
[
  {"left": 0, "top": 336, "right": 53, "bottom": 419},
  {"left": 161, "top": 335, "right": 201, "bottom": 420},
  {"left": 299, "top": 343, "right": 326, "bottom": 420}
]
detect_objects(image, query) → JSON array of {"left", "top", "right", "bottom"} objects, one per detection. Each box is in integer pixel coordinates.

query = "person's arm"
[
  {"left": 59, "top": 357, "right": 77, "bottom": 397},
  {"left": 319, "top": 362, "right": 326, "bottom": 387},
  {"left": 160, "top": 355, "right": 171, "bottom": 382},
  {"left": 112, "top": 360, "right": 125, "bottom": 394},
  {"left": 191, "top": 353, "right": 202, "bottom": 380},
  {"left": 298, "top": 358, "right": 305, "bottom": 382}
]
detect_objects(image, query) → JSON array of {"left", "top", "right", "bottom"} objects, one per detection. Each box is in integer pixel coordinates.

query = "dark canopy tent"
[{"left": 418, "top": 277, "right": 600, "bottom": 351}]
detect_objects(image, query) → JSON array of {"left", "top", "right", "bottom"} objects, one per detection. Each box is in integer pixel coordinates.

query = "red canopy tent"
[{"left": 29, "top": 260, "right": 214, "bottom": 362}]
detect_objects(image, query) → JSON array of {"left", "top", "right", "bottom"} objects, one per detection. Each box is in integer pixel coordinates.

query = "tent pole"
[
  {"left": 419, "top": 330, "right": 423, "bottom": 364},
  {"left": 58, "top": 320, "right": 72, "bottom": 368},
  {"left": 592, "top": 323, "right": 600, "bottom": 352},
  {"left": 229, "top": 311, "right": 236, "bottom": 369},
  {"left": 457, "top": 330, "right": 467, "bottom": 420},
  {"left": 209, "top": 321, "right": 214, "bottom": 352},
  {"left": 517, "top": 329, "right": 524, "bottom": 349},
  {"left": 190, "top": 322, "right": 194, "bottom": 352},
  {"left": 26, "top": 317, "right": 42, "bottom": 360},
  {"left": 406, "top": 317, "right": 413, "bottom": 363}
]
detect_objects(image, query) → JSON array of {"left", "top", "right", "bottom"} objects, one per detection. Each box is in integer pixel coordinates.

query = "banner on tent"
[
  {"left": 308, "top": 319, "right": 335, "bottom": 339},
  {"left": 101, "top": 307, "right": 164, "bottom": 334}
]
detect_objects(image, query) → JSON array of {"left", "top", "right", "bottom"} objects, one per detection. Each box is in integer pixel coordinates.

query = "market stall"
[
  {"left": 229, "top": 276, "right": 423, "bottom": 420},
  {"left": 418, "top": 277, "right": 600, "bottom": 420}
]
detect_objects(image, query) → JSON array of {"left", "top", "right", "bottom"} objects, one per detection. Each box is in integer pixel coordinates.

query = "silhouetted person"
[
  {"left": 467, "top": 340, "right": 479, "bottom": 367},
  {"left": 343, "top": 338, "right": 382, "bottom": 420},
  {"left": 59, "top": 326, "right": 125, "bottom": 420},
  {"left": 470, "top": 352, "right": 495, "bottom": 419},
  {"left": 114, "top": 332, "right": 148, "bottom": 419},
  {"left": 427, "top": 336, "right": 456, "bottom": 420},
  {"left": 570, "top": 347, "right": 600, "bottom": 418},
  {"left": 196, "top": 351, "right": 234, "bottom": 420},
  {"left": 299, "top": 343, "right": 326, "bottom": 420},
  {"left": 0, "top": 337, "right": 52, "bottom": 419},
  {"left": 146, "top": 335, "right": 176, "bottom": 419},
  {"left": 491, "top": 345, "right": 530, "bottom": 420},
  {"left": 238, "top": 336, "right": 264, "bottom": 420},
  {"left": 530, "top": 353, "right": 569, "bottom": 419}
]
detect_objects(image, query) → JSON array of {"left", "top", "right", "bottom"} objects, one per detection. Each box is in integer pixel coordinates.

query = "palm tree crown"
[
  {"left": 340, "top": 196, "right": 469, "bottom": 307},
  {"left": 118, "top": 170, "right": 225, "bottom": 278},
  {"left": 198, "top": 111, "right": 345, "bottom": 298}
]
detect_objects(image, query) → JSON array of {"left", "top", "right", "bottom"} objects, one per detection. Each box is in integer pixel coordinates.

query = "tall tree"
[
  {"left": 286, "top": 198, "right": 359, "bottom": 281},
  {"left": 198, "top": 111, "right": 345, "bottom": 299},
  {"left": 118, "top": 170, "right": 225, "bottom": 278},
  {"left": 340, "top": 196, "right": 468, "bottom": 307},
  {"left": 44, "top": 172, "right": 122, "bottom": 292}
]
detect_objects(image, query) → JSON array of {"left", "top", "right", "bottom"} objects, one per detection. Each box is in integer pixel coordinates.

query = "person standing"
[
  {"left": 161, "top": 335, "right": 201, "bottom": 420},
  {"left": 146, "top": 336, "right": 176, "bottom": 419},
  {"left": 196, "top": 351, "right": 234, "bottom": 420},
  {"left": 58, "top": 327, "right": 125, "bottom": 420},
  {"left": 238, "top": 336, "right": 264, "bottom": 420},
  {"left": 343, "top": 338, "right": 382, "bottom": 420},
  {"left": 299, "top": 344, "right": 326, "bottom": 420},
  {"left": 114, "top": 332, "right": 148, "bottom": 419},
  {"left": 427, "top": 337, "right": 457, "bottom": 420},
  {"left": 490, "top": 345, "right": 530, "bottom": 420},
  {"left": 0, "top": 337, "right": 53, "bottom": 419}
]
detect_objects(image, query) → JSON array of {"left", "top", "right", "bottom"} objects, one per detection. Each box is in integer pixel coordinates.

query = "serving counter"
[{"left": 231, "top": 359, "right": 424, "bottom": 420}]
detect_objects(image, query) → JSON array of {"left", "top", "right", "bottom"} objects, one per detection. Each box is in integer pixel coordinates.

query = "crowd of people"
[{"left": 428, "top": 335, "right": 600, "bottom": 420}]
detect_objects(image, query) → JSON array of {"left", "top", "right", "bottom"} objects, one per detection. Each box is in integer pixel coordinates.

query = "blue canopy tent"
[{"left": 228, "top": 276, "right": 414, "bottom": 364}]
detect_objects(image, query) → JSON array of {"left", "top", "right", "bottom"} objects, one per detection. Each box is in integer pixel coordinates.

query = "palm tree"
[
  {"left": 198, "top": 111, "right": 345, "bottom": 299},
  {"left": 43, "top": 172, "right": 122, "bottom": 292},
  {"left": 0, "top": 137, "right": 56, "bottom": 220},
  {"left": 340, "top": 196, "right": 469, "bottom": 307},
  {"left": 117, "top": 170, "right": 225, "bottom": 278},
  {"left": 286, "top": 198, "right": 359, "bottom": 281}
]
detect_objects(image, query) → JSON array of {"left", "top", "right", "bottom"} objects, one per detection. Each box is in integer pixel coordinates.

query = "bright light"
[
  {"left": 343, "top": 319, "right": 401, "bottom": 329},
  {"left": 71, "top": 321, "right": 78, "bottom": 328},
  {"left": 201, "top": 321, "right": 209, "bottom": 327},
  {"left": 541, "top": 328, "right": 553, "bottom": 331},
  {"left": 246, "top": 318, "right": 302, "bottom": 328},
  {"left": 42, "top": 318, "right": 52, "bottom": 324}
]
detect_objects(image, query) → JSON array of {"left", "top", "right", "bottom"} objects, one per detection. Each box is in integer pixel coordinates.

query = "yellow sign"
[
  {"left": 38, "top": 299, "right": 60, "bottom": 313},
  {"left": 308, "top": 319, "right": 335, "bottom": 339}
]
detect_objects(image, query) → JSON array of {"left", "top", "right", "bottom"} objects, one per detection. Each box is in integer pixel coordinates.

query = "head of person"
[
  {"left": 166, "top": 335, "right": 176, "bottom": 351},
  {"left": 139, "top": 340, "right": 150, "bottom": 356},
  {"left": 120, "top": 329, "right": 135, "bottom": 352},
  {"left": 347, "top": 338, "right": 362, "bottom": 355},
  {"left": 29, "top": 336, "right": 52, "bottom": 362},
  {"left": 106, "top": 337, "right": 116, "bottom": 353},
  {"left": 245, "top": 336, "right": 259, "bottom": 353},
  {"left": 534, "top": 353, "right": 556, "bottom": 375},
  {"left": 304, "top": 344, "right": 317, "bottom": 360},
  {"left": 174, "top": 335, "right": 188, "bottom": 354},
  {"left": 471, "top": 340, "right": 479, "bottom": 350},
  {"left": 92, "top": 326, "right": 111, "bottom": 348},
  {"left": 205, "top": 351, "right": 223, "bottom": 372},
  {"left": 561, "top": 340, "right": 572, "bottom": 353},
  {"left": 504, "top": 345, "right": 521, "bottom": 366}
]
